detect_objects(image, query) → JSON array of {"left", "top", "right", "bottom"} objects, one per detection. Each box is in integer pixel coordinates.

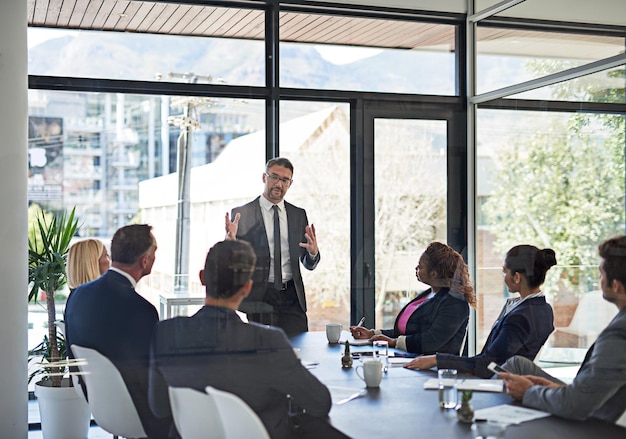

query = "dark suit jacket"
[
  {"left": 149, "top": 306, "right": 332, "bottom": 439},
  {"left": 437, "top": 296, "right": 554, "bottom": 378},
  {"left": 64, "top": 270, "right": 173, "bottom": 438},
  {"left": 381, "top": 288, "right": 469, "bottom": 355},
  {"left": 232, "top": 197, "right": 319, "bottom": 312}
]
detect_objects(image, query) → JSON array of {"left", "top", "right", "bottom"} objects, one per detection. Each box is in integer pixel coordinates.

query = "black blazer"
[
  {"left": 437, "top": 296, "right": 554, "bottom": 378},
  {"left": 382, "top": 288, "right": 469, "bottom": 355},
  {"left": 149, "top": 306, "right": 332, "bottom": 439},
  {"left": 231, "top": 196, "right": 319, "bottom": 312},
  {"left": 64, "top": 270, "right": 173, "bottom": 438}
]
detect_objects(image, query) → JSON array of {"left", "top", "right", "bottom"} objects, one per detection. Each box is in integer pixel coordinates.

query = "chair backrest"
[
  {"left": 71, "top": 345, "right": 146, "bottom": 439},
  {"left": 168, "top": 387, "right": 224, "bottom": 439},
  {"left": 205, "top": 386, "right": 270, "bottom": 439}
]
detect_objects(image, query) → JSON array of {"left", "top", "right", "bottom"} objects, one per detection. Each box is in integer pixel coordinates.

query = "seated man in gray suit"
[
  {"left": 498, "top": 235, "right": 626, "bottom": 425},
  {"left": 148, "top": 240, "right": 348, "bottom": 439}
]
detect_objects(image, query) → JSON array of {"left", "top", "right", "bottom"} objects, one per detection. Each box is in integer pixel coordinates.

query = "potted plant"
[{"left": 28, "top": 206, "right": 90, "bottom": 439}]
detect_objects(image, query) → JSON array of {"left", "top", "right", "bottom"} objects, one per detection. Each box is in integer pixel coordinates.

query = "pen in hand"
[{"left": 356, "top": 316, "right": 365, "bottom": 328}]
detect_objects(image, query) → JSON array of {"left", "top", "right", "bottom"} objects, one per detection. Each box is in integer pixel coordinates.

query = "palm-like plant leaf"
[{"left": 27, "top": 207, "right": 78, "bottom": 387}]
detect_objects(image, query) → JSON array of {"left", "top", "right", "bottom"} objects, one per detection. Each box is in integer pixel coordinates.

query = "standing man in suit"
[
  {"left": 149, "top": 240, "right": 348, "bottom": 439},
  {"left": 499, "top": 235, "right": 626, "bottom": 424},
  {"left": 65, "top": 224, "right": 173, "bottom": 438},
  {"left": 225, "top": 157, "right": 320, "bottom": 336}
]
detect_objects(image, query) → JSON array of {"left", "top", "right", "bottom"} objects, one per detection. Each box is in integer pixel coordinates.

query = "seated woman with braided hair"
[{"left": 350, "top": 242, "right": 476, "bottom": 355}]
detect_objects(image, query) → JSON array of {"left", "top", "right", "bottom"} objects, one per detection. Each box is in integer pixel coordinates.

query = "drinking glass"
[
  {"left": 372, "top": 340, "right": 389, "bottom": 373},
  {"left": 438, "top": 369, "right": 458, "bottom": 408}
]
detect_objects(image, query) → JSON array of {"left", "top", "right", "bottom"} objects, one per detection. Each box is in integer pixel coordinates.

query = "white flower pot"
[{"left": 35, "top": 378, "right": 91, "bottom": 439}]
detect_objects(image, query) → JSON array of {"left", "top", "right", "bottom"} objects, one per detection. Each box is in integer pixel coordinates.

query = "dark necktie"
[{"left": 272, "top": 205, "right": 282, "bottom": 290}]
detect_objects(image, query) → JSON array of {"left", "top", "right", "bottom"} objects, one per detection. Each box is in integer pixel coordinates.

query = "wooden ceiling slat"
[
  {"left": 200, "top": 8, "right": 240, "bottom": 36},
  {"left": 246, "top": 12, "right": 266, "bottom": 39},
  {"left": 309, "top": 16, "right": 380, "bottom": 46},
  {"left": 292, "top": 15, "right": 343, "bottom": 43},
  {"left": 133, "top": 1, "right": 167, "bottom": 32},
  {"left": 101, "top": 0, "right": 129, "bottom": 29},
  {"left": 33, "top": 0, "right": 51, "bottom": 25},
  {"left": 90, "top": 0, "right": 119, "bottom": 29},
  {"left": 46, "top": 0, "right": 63, "bottom": 25},
  {"left": 146, "top": 2, "right": 179, "bottom": 33},
  {"left": 193, "top": 7, "right": 229, "bottom": 35},
  {"left": 56, "top": 0, "right": 77, "bottom": 26},
  {"left": 279, "top": 12, "right": 313, "bottom": 40},
  {"left": 68, "top": 0, "right": 91, "bottom": 27},
  {"left": 81, "top": 0, "right": 104, "bottom": 27},
  {"left": 125, "top": 2, "right": 154, "bottom": 31},
  {"left": 224, "top": 10, "right": 258, "bottom": 38},
  {"left": 27, "top": 0, "right": 36, "bottom": 23},
  {"left": 168, "top": 6, "right": 206, "bottom": 35},
  {"left": 113, "top": 1, "right": 142, "bottom": 31},
  {"left": 321, "top": 16, "right": 389, "bottom": 47},
  {"left": 157, "top": 4, "right": 192, "bottom": 34},
  {"left": 309, "top": 15, "right": 392, "bottom": 46},
  {"left": 179, "top": 6, "right": 216, "bottom": 35}
]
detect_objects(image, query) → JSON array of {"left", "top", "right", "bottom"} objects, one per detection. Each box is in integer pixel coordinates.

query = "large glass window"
[
  {"left": 374, "top": 119, "right": 448, "bottom": 327},
  {"left": 279, "top": 101, "right": 351, "bottom": 330},
  {"left": 476, "top": 26, "right": 625, "bottom": 101},
  {"left": 280, "top": 12, "right": 456, "bottom": 94},
  {"left": 476, "top": 108, "right": 624, "bottom": 354},
  {"left": 28, "top": 4, "right": 265, "bottom": 87}
]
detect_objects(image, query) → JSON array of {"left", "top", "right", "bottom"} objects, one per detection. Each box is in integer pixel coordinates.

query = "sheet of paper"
[
  {"left": 338, "top": 337, "right": 371, "bottom": 346},
  {"left": 388, "top": 357, "right": 414, "bottom": 366},
  {"left": 423, "top": 378, "right": 504, "bottom": 393},
  {"left": 473, "top": 404, "right": 551, "bottom": 424}
]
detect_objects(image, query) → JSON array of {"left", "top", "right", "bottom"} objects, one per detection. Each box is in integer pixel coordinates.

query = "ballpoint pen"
[{"left": 356, "top": 316, "right": 365, "bottom": 327}]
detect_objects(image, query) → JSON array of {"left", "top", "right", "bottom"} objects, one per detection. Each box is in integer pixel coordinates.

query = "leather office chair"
[
  {"left": 71, "top": 344, "right": 147, "bottom": 439},
  {"left": 167, "top": 386, "right": 269, "bottom": 439}
]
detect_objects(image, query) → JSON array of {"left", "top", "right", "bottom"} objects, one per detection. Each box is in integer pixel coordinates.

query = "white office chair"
[
  {"left": 71, "top": 344, "right": 147, "bottom": 439},
  {"left": 168, "top": 386, "right": 270, "bottom": 439},
  {"left": 205, "top": 386, "right": 270, "bottom": 439}
]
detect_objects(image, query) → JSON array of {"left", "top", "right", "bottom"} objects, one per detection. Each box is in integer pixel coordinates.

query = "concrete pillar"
[{"left": 0, "top": 1, "right": 29, "bottom": 437}]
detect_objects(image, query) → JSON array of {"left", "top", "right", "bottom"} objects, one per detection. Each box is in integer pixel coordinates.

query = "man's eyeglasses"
[{"left": 266, "top": 173, "right": 292, "bottom": 185}]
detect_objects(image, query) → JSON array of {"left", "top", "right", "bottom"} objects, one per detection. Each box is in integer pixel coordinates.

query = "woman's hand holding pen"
[{"left": 350, "top": 326, "right": 374, "bottom": 339}]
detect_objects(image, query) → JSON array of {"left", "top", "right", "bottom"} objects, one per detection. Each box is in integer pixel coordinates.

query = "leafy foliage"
[
  {"left": 28, "top": 332, "right": 68, "bottom": 384},
  {"left": 28, "top": 207, "right": 78, "bottom": 302},
  {"left": 483, "top": 63, "right": 625, "bottom": 294},
  {"left": 27, "top": 206, "right": 79, "bottom": 386}
]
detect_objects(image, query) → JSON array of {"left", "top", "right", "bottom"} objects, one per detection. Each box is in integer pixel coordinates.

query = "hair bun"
[{"left": 540, "top": 248, "right": 557, "bottom": 268}]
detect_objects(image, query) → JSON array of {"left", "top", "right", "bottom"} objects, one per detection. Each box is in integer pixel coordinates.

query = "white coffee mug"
[
  {"left": 326, "top": 323, "right": 343, "bottom": 344},
  {"left": 355, "top": 359, "right": 383, "bottom": 388}
]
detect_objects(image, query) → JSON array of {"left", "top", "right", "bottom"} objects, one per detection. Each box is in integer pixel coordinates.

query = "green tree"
[{"left": 483, "top": 63, "right": 625, "bottom": 295}]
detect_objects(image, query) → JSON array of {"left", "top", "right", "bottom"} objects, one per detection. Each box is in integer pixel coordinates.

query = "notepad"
[
  {"left": 473, "top": 404, "right": 550, "bottom": 424},
  {"left": 423, "top": 378, "right": 504, "bottom": 393}
]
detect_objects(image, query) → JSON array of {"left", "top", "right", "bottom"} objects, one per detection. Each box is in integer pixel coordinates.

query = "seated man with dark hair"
[
  {"left": 148, "top": 240, "right": 348, "bottom": 439},
  {"left": 498, "top": 235, "right": 626, "bottom": 425}
]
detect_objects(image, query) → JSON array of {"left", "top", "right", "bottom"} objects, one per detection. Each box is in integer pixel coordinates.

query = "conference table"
[{"left": 289, "top": 331, "right": 624, "bottom": 439}]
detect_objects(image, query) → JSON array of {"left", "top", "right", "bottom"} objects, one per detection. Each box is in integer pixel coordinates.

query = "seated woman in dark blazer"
[
  {"left": 350, "top": 242, "right": 476, "bottom": 355},
  {"left": 404, "top": 244, "right": 556, "bottom": 378}
]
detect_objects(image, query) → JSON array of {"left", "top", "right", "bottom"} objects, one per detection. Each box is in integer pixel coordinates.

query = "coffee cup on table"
[
  {"left": 326, "top": 323, "right": 343, "bottom": 344},
  {"left": 355, "top": 359, "right": 383, "bottom": 388}
]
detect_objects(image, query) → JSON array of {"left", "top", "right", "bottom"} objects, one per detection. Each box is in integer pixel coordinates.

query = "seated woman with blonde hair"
[
  {"left": 351, "top": 242, "right": 476, "bottom": 355},
  {"left": 67, "top": 238, "right": 110, "bottom": 290}
]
